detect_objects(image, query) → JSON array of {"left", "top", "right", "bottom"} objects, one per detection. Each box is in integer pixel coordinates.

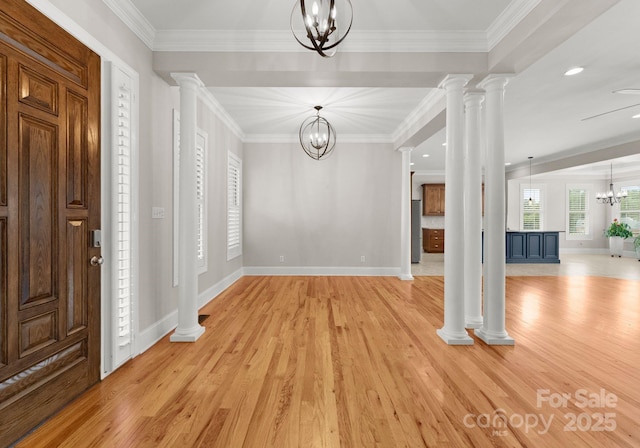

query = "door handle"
[{"left": 90, "top": 255, "right": 104, "bottom": 266}]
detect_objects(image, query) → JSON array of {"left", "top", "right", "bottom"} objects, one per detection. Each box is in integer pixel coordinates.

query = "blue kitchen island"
[
  {"left": 483, "top": 231, "right": 561, "bottom": 263},
  {"left": 505, "top": 231, "right": 560, "bottom": 263}
]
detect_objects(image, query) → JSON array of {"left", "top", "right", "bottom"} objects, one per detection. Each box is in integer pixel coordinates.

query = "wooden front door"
[{"left": 0, "top": 1, "right": 101, "bottom": 445}]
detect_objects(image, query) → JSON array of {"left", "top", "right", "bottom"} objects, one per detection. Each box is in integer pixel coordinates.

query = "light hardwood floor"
[{"left": 18, "top": 275, "right": 640, "bottom": 447}]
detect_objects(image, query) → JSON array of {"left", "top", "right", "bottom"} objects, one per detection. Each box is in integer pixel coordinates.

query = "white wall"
[{"left": 243, "top": 142, "right": 401, "bottom": 271}]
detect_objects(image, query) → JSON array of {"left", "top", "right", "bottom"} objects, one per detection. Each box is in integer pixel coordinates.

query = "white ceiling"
[
  {"left": 120, "top": 0, "right": 640, "bottom": 179},
  {"left": 129, "top": 0, "right": 511, "bottom": 32}
]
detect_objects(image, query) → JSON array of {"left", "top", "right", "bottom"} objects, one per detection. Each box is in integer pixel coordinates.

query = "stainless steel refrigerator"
[{"left": 411, "top": 200, "right": 421, "bottom": 263}]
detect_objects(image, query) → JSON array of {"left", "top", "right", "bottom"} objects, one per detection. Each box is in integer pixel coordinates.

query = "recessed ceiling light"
[
  {"left": 505, "top": 162, "right": 512, "bottom": 166},
  {"left": 442, "top": 142, "right": 447, "bottom": 147},
  {"left": 422, "top": 154, "right": 430, "bottom": 158},
  {"left": 633, "top": 114, "right": 640, "bottom": 119},
  {"left": 564, "top": 67, "right": 584, "bottom": 76},
  {"left": 410, "top": 162, "right": 415, "bottom": 166}
]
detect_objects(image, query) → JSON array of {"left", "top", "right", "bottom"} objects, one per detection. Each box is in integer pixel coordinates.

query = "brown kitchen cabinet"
[
  {"left": 423, "top": 184, "right": 445, "bottom": 215},
  {"left": 423, "top": 228, "right": 444, "bottom": 253}
]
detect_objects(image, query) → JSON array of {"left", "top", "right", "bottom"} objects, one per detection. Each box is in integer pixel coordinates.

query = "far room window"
[
  {"left": 567, "top": 186, "right": 590, "bottom": 239},
  {"left": 521, "top": 185, "right": 544, "bottom": 231},
  {"left": 620, "top": 185, "right": 640, "bottom": 236},
  {"left": 227, "top": 151, "right": 242, "bottom": 260}
]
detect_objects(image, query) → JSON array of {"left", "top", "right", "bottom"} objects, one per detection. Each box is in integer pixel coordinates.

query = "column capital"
[
  {"left": 170, "top": 72, "right": 205, "bottom": 89},
  {"left": 438, "top": 74, "right": 473, "bottom": 91},
  {"left": 464, "top": 91, "right": 485, "bottom": 107},
  {"left": 476, "top": 74, "right": 514, "bottom": 91},
  {"left": 397, "top": 146, "right": 414, "bottom": 153}
]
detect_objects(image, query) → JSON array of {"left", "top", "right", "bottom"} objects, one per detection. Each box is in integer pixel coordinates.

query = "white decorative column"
[
  {"left": 437, "top": 74, "right": 473, "bottom": 345},
  {"left": 463, "top": 92, "right": 485, "bottom": 328},
  {"left": 475, "top": 74, "right": 514, "bottom": 345},
  {"left": 399, "top": 147, "right": 414, "bottom": 281},
  {"left": 170, "top": 73, "right": 205, "bottom": 342}
]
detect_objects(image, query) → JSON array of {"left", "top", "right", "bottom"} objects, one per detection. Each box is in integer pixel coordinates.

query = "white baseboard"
[
  {"left": 560, "top": 248, "right": 638, "bottom": 258},
  {"left": 560, "top": 248, "right": 609, "bottom": 255},
  {"left": 242, "top": 266, "right": 401, "bottom": 276},
  {"left": 136, "top": 267, "right": 243, "bottom": 354},
  {"left": 136, "top": 309, "right": 178, "bottom": 355},
  {"left": 198, "top": 268, "right": 244, "bottom": 309}
]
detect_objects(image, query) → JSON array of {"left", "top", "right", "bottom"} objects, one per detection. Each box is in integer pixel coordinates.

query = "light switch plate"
[{"left": 152, "top": 207, "right": 165, "bottom": 219}]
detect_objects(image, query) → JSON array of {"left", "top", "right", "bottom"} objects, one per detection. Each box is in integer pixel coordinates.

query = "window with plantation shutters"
[
  {"left": 521, "top": 185, "right": 543, "bottom": 231},
  {"left": 227, "top": 152, "right": 242, "bottom": 260},
  {"left": 172, "top": 110, "right": 209, "bottom": 284},
  {"left": 111, "top": 63, "right": 138, "bottom": 370},
  {"left": 620, "top": 185, "right": 640, "bottom": 236},
  {"left": 195, "top": 132, "right": 208, "bottom": 273},
  {"left": 567, "top": 186, "right": 590, "bottom": 239}
]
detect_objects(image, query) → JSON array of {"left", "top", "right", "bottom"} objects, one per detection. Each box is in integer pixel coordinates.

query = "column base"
[
  {"left": 399, "top": 273, "right": 414, "bottom": 281},
  {"left": 436, "top": 328, "right": 474, "bottom": 345},
  {"left": 465, "top": 316, "right": 483, "bottom": 329},
  {"left": 170, "top": 325, "right": 205, "bottom": 343},
  {"left": 475, "top": 328, "right": 514, "bottom": 345}
]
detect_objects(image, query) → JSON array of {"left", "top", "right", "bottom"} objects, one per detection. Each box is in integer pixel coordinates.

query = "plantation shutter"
[
  {"left": 172, "top": 112, "right": 208, "bottom": 282},
  {"left": 113, "top": 66, "right": 134, "bottom": 366},
  {"left": 195, "top": 132, "right": 207, "bottom": 272},
  {"left": 227, "top": 152, "right": 242, "bottom": 260}
]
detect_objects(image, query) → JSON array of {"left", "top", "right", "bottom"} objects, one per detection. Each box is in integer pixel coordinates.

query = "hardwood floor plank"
[{"left": 16, "top": 275, "right": 640, "bottom": 448}]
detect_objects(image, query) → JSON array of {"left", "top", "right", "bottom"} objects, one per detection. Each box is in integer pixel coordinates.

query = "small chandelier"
[
  {"left": 299, "top": 106, "right": 336, "bottom": 160},
  {"left": 290, "top": 0, "right": 353, "bottom": 57},
  {"left": 596, "top": 163, "right": 628, "bottom": 206}
]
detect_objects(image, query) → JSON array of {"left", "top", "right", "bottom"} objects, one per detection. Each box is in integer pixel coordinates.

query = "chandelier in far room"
[
  {"left": 290, "top": 0, "right": 353, "bottom": 57},
  {"left": 299, "top": 106, "right": 336, "bottom": 160},
  {"left": 596, "top": 163, "right": 628, "bottom": 206}
]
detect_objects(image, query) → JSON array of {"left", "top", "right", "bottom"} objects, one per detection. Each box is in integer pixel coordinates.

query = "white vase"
[{"left": 609, "top": 236, "right": 624, "bottom": 257}]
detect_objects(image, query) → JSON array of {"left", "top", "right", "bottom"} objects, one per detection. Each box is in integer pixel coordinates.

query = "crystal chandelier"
[
  {"left": 596, "top": 163, "right": 628, "bottom": 206},
  {"left": 299, "top": 106, "right": 336, "bottom": 160},
  {"left": 290, "top": 0, "right": 353, "bottom": 57}
]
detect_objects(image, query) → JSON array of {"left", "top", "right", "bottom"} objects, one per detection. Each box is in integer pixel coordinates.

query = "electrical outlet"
[
  {"left": 360, "top": 255, "right": 366, "bottom": 263},
  {"left": 279, "top": 255, "right": 285, "bottom": 263},
  {"left": 152, "top": 207, "right": 165, "bottom": 219}
]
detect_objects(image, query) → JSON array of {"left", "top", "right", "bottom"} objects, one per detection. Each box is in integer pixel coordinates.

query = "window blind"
[
  {"left": 522, "top": 187, "right": 543, "bottom": 230},
  {"left": 568, "top": 188, "right": 589, "bottom": 236},
  {"left": 620, "top": 186, "right": 640, "bottom": 235}
]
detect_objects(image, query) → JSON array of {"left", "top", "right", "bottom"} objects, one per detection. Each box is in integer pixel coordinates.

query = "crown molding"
[
  {"left": 392, "top": 89, "right": 446, "bottom": 144},
  {"left": 102, "top": 0, "right": 156, "bottom": 49},
  {"left": 198, "top": 88, "right": 245, "bottom": 141},
  {"left": 486, "top": 0, "right": 542, "bottom": 50}
]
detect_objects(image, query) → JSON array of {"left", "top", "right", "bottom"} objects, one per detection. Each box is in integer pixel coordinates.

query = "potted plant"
[
  {"left": 604, "top": 219, "right": 633, "bottom": 257},
  {"left": 634, "top": 235, "right": 640, "bottom": 261}
]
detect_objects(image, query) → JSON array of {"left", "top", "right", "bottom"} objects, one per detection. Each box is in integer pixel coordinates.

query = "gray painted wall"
[{"left": 243, "top": 142, "right": 401, "bottom": 269}]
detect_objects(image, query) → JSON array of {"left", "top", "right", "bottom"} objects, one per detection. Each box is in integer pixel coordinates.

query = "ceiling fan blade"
[
  {"left": 612, "top": 89, "right": 640, "bottom": 94},
  {"left": 581, "top": 102, "right": 640, "bottom": 121}
]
